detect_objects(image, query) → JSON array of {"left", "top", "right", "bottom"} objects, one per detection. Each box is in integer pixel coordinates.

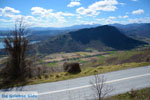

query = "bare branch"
[
  {"left": 2, "top": 18, "right": 31, "bottom": 81},
  {"left": 90, "top": 74, "right": 113, "bottom": 100}
]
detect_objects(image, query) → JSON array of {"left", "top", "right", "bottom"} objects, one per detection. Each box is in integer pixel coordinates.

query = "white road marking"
[{"left": 38, "top": 73, "right": 150, "bottom": 95}]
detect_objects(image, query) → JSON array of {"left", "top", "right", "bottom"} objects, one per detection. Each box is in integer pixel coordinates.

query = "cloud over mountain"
[
  {"left": 132, "top": 9, "right": 144, "bottom": 15},
  {"left": 67, "top": 1, "right": 81, "bottom": 7}
]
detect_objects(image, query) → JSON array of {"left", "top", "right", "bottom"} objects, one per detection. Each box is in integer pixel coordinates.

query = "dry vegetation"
[
  {"left": 0, "top": 44, "right": 150, "bottom": 88},
  {"left": 90, "top": 74, "right": 113, "bottom": 100},
  {"left": 106, "top": 88, "right": 150, "bottom": 100}
]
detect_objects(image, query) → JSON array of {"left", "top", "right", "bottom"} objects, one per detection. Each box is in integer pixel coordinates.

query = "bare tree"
[
  {"left": 90, "top": 74, "right": 113, "bottom": 100},
  {"left": 2, "top": 18, "right": 31, "bottom": 81}
]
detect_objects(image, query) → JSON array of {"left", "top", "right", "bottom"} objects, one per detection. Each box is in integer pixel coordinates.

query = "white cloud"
[
  {"left": 0, "top": 7, "right": 22, "bottom": 24},
  {"left": 0, "top": 6, "right": 74, "bottom": 28},
  {"left": 0, "top": 18, "right": 12, "bottom": 22},
  {"left": 67, "top": 1, "right": 81, "bottom": 7},
  {"left": 56, "top": 11, "right": 74, "bottom": 16},
  {"left": 124, "top": 15, "right": 128, "bottom": 18},
  {"left": 0, "top": 6, "right": 20, "bottom": 17},
  {"left": 31, "top": 7, "right": 74, "bottom": 17},
  {"left": 108, "top": 16, "right": 116, "bottom": 20},
  {"left": 76, "top": 15, "right": 82, "bottom": 19},
  {"left": 76, "top": 0, "right": 118, "bottom": 16},
  {"left": 24, "top": 16, "right": 38, "bottom": 22},
  {"left": 31, "top": 7, "right": 53, "bottom": 16},
  {"left": 76, "top": 7, "right": 100, "bottom": 16},
  {"left": 118, "top": 15, "right": 128, "bottom": 19},
  {"left": 0, "top": 8, "right": 3, "bottom": 16},
  {"left": 96, "top": 17, "right": 119, "bottom": 24},
  {"left": 89, "top": 0, "right": 118, "bottom": 11},
  {"left": 132, "top": 9, "right": 144, "bottom": 15},
  {"left": 119, "top": 3, "right": 125, "bottom": 6},
  {"left": 76, "top": 19, "right": 96, "bottom": 25},
  {"left": 31, "top": 7, "right": 76, "bottom": 25},
  {"left": 0, "top": 15, "right": 40, "bottom": 28},
  {"left": 3, "top": 6, "right": 20, "bottom": 14},
  {"left": 131, "top": 0, "right": 138, "bottom": 2}
]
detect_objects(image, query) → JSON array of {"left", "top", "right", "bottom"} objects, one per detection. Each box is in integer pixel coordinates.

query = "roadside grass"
[
  {"left": 79, "top": 62, "right": 150, "bottom": 78},
  {"left": 1, "top": 62, "right": 149, "bottom": 88},
  {"left": 0, "top": 49, "right": 150, "bottom": 88},
  {"left": 106, "top": 88, "right": 150, "bottom": 100}
]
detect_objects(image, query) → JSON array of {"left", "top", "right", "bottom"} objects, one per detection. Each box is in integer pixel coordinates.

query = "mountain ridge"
[{"left": 33, "top": 25, "right": 147, "bottom": 54}]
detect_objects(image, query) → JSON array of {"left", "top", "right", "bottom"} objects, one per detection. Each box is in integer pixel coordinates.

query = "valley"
[
  {"left": 0, "top": 0, "right": 150, "bottom": 99},
  {"left": 0, "top": 45, "right": 150, "bottom": 88},
  {"left": 0, "top": 23, "right": 150, "bottom": 100}
]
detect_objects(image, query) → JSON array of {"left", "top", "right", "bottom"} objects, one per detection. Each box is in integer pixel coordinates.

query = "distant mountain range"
[
  {"left": 25, "top": 23, "right": 150, "bottom": 43},
  {"left": 0, "top": 24, "right": 101, "bottom": 41},
  {"left": 0, "top": 23, "right": 150, "bottom": 55},
  {"left": 32, "top": 25, "right": 147, "bottom": 54},
  {"left": 31, "top": 24, "right": 101, "bottom": 31},
  {"left": 1, "top": 23, "right": 150, "bottom": 41},
  {"left": 111, "top": 23, "right": 150, "bottom": 38}
]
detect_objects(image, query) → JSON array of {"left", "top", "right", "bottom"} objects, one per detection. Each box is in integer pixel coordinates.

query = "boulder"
[{"left": 63, "top": 62, "right": 81, "bottom": 74}]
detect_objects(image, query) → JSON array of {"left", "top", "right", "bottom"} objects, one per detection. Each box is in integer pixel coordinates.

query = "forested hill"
[{"left": 33, "top": 25, "right": 147, "bottom": 54}]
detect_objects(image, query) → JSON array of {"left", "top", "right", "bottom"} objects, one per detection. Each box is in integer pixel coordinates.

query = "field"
[
  {"left": 36, "top": 48, "right": 150, "bottom": 70},
  {"left": 42, "top": 50, "right": 112, "bottom": 67},
  {"left": 0, "top": 47, "right": 150, "bottom": 88}
]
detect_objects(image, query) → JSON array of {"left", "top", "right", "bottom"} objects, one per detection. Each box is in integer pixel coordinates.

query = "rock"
[{"left": 63, "top": 62, "right": 81, "bottom": 74}]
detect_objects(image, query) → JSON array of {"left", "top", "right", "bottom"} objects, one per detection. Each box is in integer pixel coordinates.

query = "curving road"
[{"left": 0, "top": 66, "right": 150, "bottom": 100}]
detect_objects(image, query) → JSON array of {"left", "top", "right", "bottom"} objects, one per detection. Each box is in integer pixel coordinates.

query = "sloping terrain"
[
  {"left": 112, "top": 23, "right": 150, "bottom": 43},
  {"left": 34, "top": 25, "right": 147, "bottom": 54}
]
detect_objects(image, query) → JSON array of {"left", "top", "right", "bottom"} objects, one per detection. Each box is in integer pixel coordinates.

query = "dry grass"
[
  {"left": 1, "top": 49, "right": 150, "bottom": 88},
  {"left": 1, "top": 62, "right": 149, "bottom": 89},
  {"left": 106, "top": 88, "right": 150, "bottom": 100}
]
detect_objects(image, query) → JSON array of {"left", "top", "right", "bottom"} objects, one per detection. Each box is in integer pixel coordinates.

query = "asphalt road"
[{"left": 1, "top": 66, "right": 150, "bottom": 100}]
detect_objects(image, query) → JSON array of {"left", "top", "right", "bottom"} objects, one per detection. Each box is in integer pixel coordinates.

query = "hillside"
[
  {"left": 27, "top": 24, "right": 101, "bottom": 41},
  {"left": 112, "top": 23, "right": 150, "bottom": 38},
  {"left": 114, "top": 23, "right": 150, "bottom": 43},
  {"left": 34, "top": 25, "right": 147, "bottom": 54},
  {"left": 27, "top": 30, "right": 69, "bottom": 41}
]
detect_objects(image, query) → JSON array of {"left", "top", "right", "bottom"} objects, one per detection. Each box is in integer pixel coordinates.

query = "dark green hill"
[{"left": 34, "top": 25, "right": 147, "bottom": 54}]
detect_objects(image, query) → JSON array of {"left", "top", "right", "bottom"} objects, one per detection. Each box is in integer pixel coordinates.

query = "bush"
[
  {"left": 2, "top": 19, "right": 30, "bottom": 81},
  {"left": 128, "top": 88, "right": 137, "bottom": 98}
]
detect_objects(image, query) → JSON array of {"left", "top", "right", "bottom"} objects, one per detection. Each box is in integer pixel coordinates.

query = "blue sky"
[{"left": 0, "top": 0, "right": 150, "bottom": 28}]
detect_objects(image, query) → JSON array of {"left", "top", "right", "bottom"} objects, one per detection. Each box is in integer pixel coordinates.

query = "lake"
[
  {"left": 0, "top": 41, "right": 40, "bottom": 49},
  {"left": 0, "top": 42, "right": 4, "bottom": 49},
  {"left": 0, "top": 36, "right": 40, "bottom": 49}
]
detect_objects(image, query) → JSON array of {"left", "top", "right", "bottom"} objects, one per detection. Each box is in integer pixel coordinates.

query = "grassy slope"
[
  {"left": 106, "top": 88, "right": 150, "bottom": 100},
  {"left": 1, "top": 62, "right": 149, "bottom": 89},
  {"left": 1, "top": 49, "right": 150, "bottom": 88},
  {"left": 85, "top": 49, "right": 150, "bottom": 67},
  {"left": 27, "top": 49, "right": 150, "bottom": 85},
  {"left": 27, "top": 62, "right": 150, "bottom": 85}
]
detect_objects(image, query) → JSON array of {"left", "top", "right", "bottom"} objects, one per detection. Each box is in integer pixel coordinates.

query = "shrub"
[{"left": 129, "top": 88, "right": 137, "bottom": 98}]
